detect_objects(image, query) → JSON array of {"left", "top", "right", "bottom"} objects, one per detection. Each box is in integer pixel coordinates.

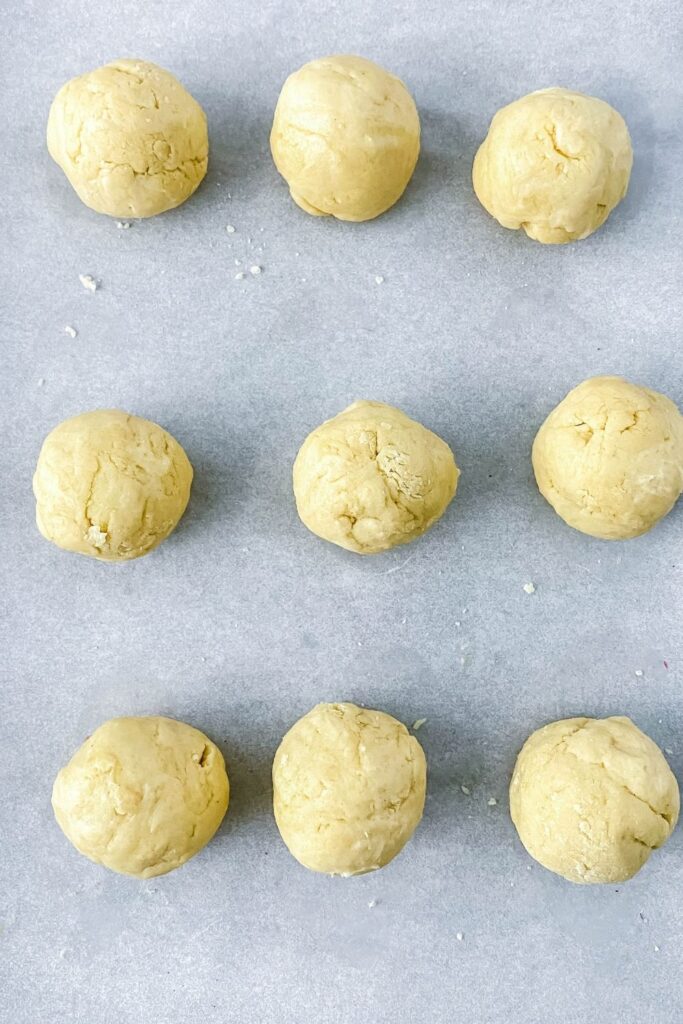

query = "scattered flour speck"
[{"left": 79, "top": 273, "right": 98, "bottom": 292}]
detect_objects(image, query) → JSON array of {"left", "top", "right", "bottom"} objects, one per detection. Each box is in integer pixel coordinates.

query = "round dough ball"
[
  {"left": 532, "top": 376, "right": 683, "bottom": 539},
  {"left": 273, "top": 702, "right": 426, "bottom": 875},
  {"left": 33, "top": 409, "right": 193, "bottom": 561},
  {"left": 293, "top": 400, "right": 458, "bottom": 554},
  {"left": 47, "top": 59, "right": 208, "bottom": 218},
  {"left": 270, "top": 55, "right": 420, "bottom": 221},
  {"left": 510, "top": 716, "right": 679, "bottom": 884},
  {"left": 473, "top": 87, "right": 632, "bottom": 243},
  {"left": 52, "top": 716, "right": 229, "bottom": 878}
]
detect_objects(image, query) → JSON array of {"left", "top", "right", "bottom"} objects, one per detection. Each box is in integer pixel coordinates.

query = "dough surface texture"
[
  {"left": 47, "top": 59, "right": 208, "bottom": 217},
  {"left": 510, "top": 716, "right": 679, "bottom": 884},
  {"left": 532, "top": 376, "right": 683, "bottom": 539},
  {"left": 33, "top": 409, "right": 193, "bottom": 561},
  {"left": 473, "top": 87, "right": 632, "bottom": 243},
  {"left": 52, "top": 716, "right": 229, "bottom": 878},
  {"left": 293, "top": 400, "right": 458, "bottom": 553},
  {"left": 273, "top": 702, "right": 427, "bottom": 875},
  {"left": 270, "top": 55, "right": 420, "bottom": 221}
]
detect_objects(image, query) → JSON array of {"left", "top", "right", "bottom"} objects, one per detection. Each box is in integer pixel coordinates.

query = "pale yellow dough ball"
[
  {"left": 473, "top": 87, "right": 632, "bottom": 243},
  {"left": 270, "top": 55, "right": 420, "bottom": 221},
  {"left": 510, "top": 716, "right": 679, "bottom": 884},
  {"left": 293, "top": 400, "right": 458, "bottom": 554},
  {"left": 273, "top": 702, "right": 427, "bottom": 876},
  {"left": 532, "top": 376, "right": 683, "bottom": 539},
  {"left": 33, "top": 409, "right": 193, "bottom": 561},
  {"left": 52, "top": 717, "right": 229, "bottom": 878},
  {"left": 47, "top": 59, "right": 208, "bottom": 218}
]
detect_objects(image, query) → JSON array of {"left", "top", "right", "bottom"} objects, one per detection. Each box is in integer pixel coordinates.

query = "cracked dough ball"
[
  {"left": 293, "top": 400, "right": 458, "bottom": 554},
  {"left": 532, "top": 376, "right": 683, "bottom": 540},
  {"left": 270, "top": 55, "right": 420, "bottom": 221},
  {"left": 47, "top": 58, "right": 208, "bottom": 218},
  {"left": 52, "top": 716, "right": 229, "bottom": 878},
  {"left": 33, "top": 409, "right": 193, "bottom": 561},
  {"left": 273, "top": 702, "right": 426, "bottom": 875},
  {"left": 473, "top": 87, "right": 632, "bottom": 243},
  {"left": 510, "top": 716, "right": 679, "bottom": 884}
]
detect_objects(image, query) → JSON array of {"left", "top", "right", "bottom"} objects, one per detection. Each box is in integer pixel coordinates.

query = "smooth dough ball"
[
  {"left": 473, "top": 87, "right": 632, "bottom": 243},
  {"left": 532, "top": 376, "right": 683, "bottom": 540},
  {"left": 270, "top": 55, "right": 420, "bottom": 221},
  {"left": 293, "top": 400, "right": 458, "bottom": 554},
  {"left": 273, "top": 702, "right": 426, "bottom": 875},
  {"left": 47, "top": 59, "right": 208, "bottom": 218},
  {"left": 33, "top": 409, "right": 193, "bottom": 561},
  {"left": 510, "top": 716, "right": 679, "bottom": 884},
  {"left": 52, "top": 716, "right": 229, "bottom": 878}
]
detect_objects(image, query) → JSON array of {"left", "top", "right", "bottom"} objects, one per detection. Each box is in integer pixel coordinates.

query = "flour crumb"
[
  {"left": 461, "top": 785, "right": 471, "bottom": 795},
  {"left": 235, "top": 272, "right": 245, "bottom": 280},
  {"left": 64, "top": 325, "right": 77, "bottom": 338},
  {"left": 86, "top": 525, "right": 107, "bottom": 547},
  {"left": 375, "top": 275, "right": 385, "bottom": 284},
  {"left": 634, "top": 669, "right": 644, "bottom": 678},
  {"left": 523, "top": 582, "right": 536, "bottom": 594},
  {"left": 665, "top": 748, "right": 674, "bottom": 756},
  {"left": 116, "top": 221, "right": 131, "bottom": 229},
  {"left": 412, "top": 718, "right": 427, "bottom": 731},
  {"left": 654, "top": 945, "right": 660, "bottom": 952},
  {"left": 250, "top": 265, "right": 262, "bottom": 276},
  {"left": 37, "top": 378, "right": 45, "bottom": 387},
  {"left": 226, "top": 225, "right": 236, "bottom": 233},
  {"left": 368, "top": 899, "right": 377, "bottom": 909},
  {"left": 487, "top": 797, "right": 497, "bottom": 806},
  {"left": 456, "top": 932, "right": 464, "bottom": 941},
  {"left": 79, "top": 273, "right": 98, "bottom": 292}
]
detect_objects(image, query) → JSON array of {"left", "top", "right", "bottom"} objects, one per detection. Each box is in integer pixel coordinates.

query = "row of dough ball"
[
  {"left": 52, "top": 705, "right": 679, "bottom": 885},
  {"left": 32, "top": 377, "right": 683, "bottom": 562},
  {"left": 47, "top": 56, "right": 633, "bottom": 242}
]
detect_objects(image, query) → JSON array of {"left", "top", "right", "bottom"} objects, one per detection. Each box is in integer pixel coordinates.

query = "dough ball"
[
  {"left": 532, "top": 376, "right": 683, "bottom": 539},
  {"left": 510, "top": 716, "right": 679, "bottom": 884},
  {"left": 270, "top": 55, "right": 420, "bottom": 221},
  {"left": 273, "top": 702, "right": 426, "bottom": 875},
  {"left": 293, "top": 400, "right": 458, "bottom": 554},
  {"left": 52, "top": 716, "right": 229, "bottom": 878},
  {"left": 473, "top": 87, "right": 632, "bottom": 243},
  {"left": 47, "top": 59, "right": 208, "bottom": 218},
  {"left": 33, "top": 409, "right": 193, "bottom": 561}
]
